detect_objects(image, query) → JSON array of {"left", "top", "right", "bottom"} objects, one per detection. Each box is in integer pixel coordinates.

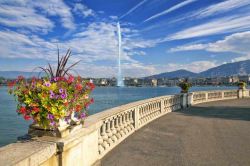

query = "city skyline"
[{"left": 0, "top": 0, "right": 250, "bottom": 77}]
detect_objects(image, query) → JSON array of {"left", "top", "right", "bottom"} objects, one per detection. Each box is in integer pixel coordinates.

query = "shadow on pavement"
[{"left": 179, "top": 105, "right": 250, "bottom": 121}]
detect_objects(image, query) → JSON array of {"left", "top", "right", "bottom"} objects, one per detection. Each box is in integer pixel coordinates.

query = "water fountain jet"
[{"left": 117, "top": 22, "right": 124, "bottom": 87}]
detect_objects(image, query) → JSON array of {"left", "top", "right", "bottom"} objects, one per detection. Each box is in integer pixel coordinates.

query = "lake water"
[{"left": 0, "top": 86, "right": 237, "bottom": 147}]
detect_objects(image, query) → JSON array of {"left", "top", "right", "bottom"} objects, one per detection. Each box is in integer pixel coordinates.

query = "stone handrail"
[
  {"left": 191, "top": 89, "right": 239, "bottom": 105},
  {"left": 94, "top": 94, "right": 181, "bottom": 158},
  {"left": 0, "top": 89, "right": 249, "bottom": 166}
]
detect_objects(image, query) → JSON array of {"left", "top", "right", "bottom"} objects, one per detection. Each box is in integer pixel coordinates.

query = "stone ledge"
[
  {"left": 0, "top": 141, "right": 56, "bottom": 166},
  {"left": 32, "top": 120, "right": 102, "bottom": 152}
]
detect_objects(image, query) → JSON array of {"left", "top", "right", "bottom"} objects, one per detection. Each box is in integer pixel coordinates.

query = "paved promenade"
[{"left": 102, "top": 99, "right": 250, "bottom": 166}]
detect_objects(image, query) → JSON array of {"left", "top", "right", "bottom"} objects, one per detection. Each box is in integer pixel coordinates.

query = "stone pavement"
[{"left": 102, "top": 99, "right": 250, "bottom": 166}]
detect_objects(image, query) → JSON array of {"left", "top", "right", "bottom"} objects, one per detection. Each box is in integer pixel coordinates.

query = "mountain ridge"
[{"left": 146, "top": 60, "right": 250, "bottom": 79}]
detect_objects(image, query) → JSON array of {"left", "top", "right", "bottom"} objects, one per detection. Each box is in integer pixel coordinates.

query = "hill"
[
  {"left": 147, "top": 60, "right": 250, "bottom": 79},
  {"left": 146, "top": 69, "right": 198, "bottom": 79},
  {"left": 0, "top": 71, "right": 44, "bottom": 79},
  {"left": 199, "top": 60, "right": 250, "bottom": 77}
]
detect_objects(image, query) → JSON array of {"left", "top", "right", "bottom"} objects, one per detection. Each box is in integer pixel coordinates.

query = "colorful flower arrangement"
[
  {"left": 8, "top": 75, "right": 95, "bottom": 128},
  {"left": 8, "top": 49, "right": 95, "bottom": 129}
]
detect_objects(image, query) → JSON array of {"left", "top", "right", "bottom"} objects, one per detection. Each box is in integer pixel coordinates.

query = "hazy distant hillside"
[
  {"left": 146, "top": 69, "right": 198, "bottom": 79},
  {"left": 147, "top": 60, "right": 250, "bottom": 79},
  {"left": 199, "top": 60, "right": 250, "bottom": 77},
  {"left": 0, "top": 71, "right": 44, "bottom": 79},
  {"left": 1, "top": 60, "right": 250, "bottom": 79}
]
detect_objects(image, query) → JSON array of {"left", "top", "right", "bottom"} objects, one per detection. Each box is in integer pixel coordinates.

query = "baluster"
[
  {"left": 146, "top": 104, "right": 150, "bottom": 121},
  {"left": 101, "top": 122, "right": 109, "bottom": 149},
  {"left": 142, "top": 106, "right": 145, "bottom": 123},
  {"left": 139, "top": 107, "right": 143, "bottom": 125},
  {"left": 129, "top": 110, "right": 134, "bottom": 129},
  {"left": 106, "top": 120, "right": 113, "bottom": 144},
  {"left": 123, "top": 113, "right": 129, "bottom": 133},
  {"left": 110, "top": 118, "right": 118, "bottom": 142},
  {"left": 98, "top": 128, "right": 105, "bottom": 154},
  {"left": 114, "top": 116, "right": 121, "bottom": 139},
  {"left": 127, "top": 111, "right": 132, "bottom": 131},
  {"left": 120, "top": 113, "right": 127, "bottom": 135},
  {"left": 123, "top": 112, "right": 129, "bottom": 132}
]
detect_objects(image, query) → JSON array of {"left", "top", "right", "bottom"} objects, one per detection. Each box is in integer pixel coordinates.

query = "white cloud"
[
  {"left": 73, "top": 3, "right": 95, "bottom": 18},
  {"left": 171, "top": 0, "right": 250, "bottom": 24},
  {"left": 32, "top": 0, "right": 75, "bottom": 29},
  {"left": 120, "top": 0, "right": 148, "bottom": 19},
  {"left": 0, "top": 20, "right": 161, "bottom": 77},
  {"left": 170, "top": 31, "right": 250, "bottom": 54},
  {"left": 0, "top": 4, "right": 54, "bottom": 32},
  {"left": 0, "top": 0, "right": 75, "bottom": 31},
  {"left": 144, "top": 0, "right": 197, "bottom": 22},
  {"left": 232, "top": 54, "right": 250, "bottom": 62},
  {"left": 170, "top": 31, "right": 250, "bottom": 65},
  {"left": 192, "top": 0, "right": 250, "bottom": 19},
  {"left": 163, "top": 61, "right": 218, "bottom": 73},
  {"left": 165, "top": 14, "right": 250, "bottom": 41}
]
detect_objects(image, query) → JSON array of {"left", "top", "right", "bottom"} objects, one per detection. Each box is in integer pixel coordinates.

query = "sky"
[{"left": 0, "top": 0, "right": 250, "bottom": 78}]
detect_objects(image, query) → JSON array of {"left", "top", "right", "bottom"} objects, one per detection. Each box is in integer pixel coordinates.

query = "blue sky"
[{"left": 0, "top": 0, "right": 250, "bottom": 77}]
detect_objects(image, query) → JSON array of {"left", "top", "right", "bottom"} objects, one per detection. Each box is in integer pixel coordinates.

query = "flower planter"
[
  {"left": 28, "top": 111, "right": 84, "bottom": 138},
  {"left": 28, "top": 120, "right": 83, "bottom": 138},
  {"left": 8, "top": 49, "right": 95, "bottom": 138}
]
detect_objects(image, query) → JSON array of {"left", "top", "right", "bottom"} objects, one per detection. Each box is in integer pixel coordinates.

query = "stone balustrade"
[
  {"left": 191, "top": 89, "right": 249, "bottom": 105},
  {"left": 0, "top": 89, "right": 249, "bottom": 166},
  {"left": 97, "top": 95, "right": 181, "bottom": 158}
]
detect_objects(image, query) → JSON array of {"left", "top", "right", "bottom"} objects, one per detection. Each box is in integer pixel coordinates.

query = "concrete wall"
[{"left": 0, "top": 89, "right": 249, "bottom": 166}]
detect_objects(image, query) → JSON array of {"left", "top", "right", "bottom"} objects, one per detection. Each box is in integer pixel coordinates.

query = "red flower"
[
  {"left": 32, "top": 107, "right": 40, "bottom": 113},
  {"left": 7, "top": 81, "right": 16, "bottom": 88},
  {"left": 67, "top": 75, "right": 74, "bottom": 84},
  {"left": 76, "top": 105, "right": 82, "bottom": 112},
  {"left": 76, "top": 84, "right": 83, "bottom": 91},
  {"left": 23, "top": 115, "right": 31, "bottom": 121},
  {"left": 90, "top": 98, "right": 94, "bottom": 104},
  {"left": 64, "top": 102, "right": 68, "bottom": 107},
  {"left": 86, "top": 82, "right": 95, "bottom": 90},
  {"left": 19, "top": 106, "right": 26, "bottom": 114},
  {"left": 84, "top": 102, "right": 90, "bottom": 108}
]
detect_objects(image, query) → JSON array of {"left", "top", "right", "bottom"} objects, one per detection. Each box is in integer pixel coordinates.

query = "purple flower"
[
  {"left": 49, "top": 90, "right": 55, "bottom": 98},
  {"left": 49, "top": 91, "right": 54, "bottom": 98},
  {"left": 80, "top": 112, "right": 86, "bottom": 119},
  {"left": 50, "top": 121, "right": 56, "bottom": 126},
  {"left": 47, "top": 114, "right": 54, "bottom": 120},
  {"left": 59, "top": 88, "right": 64, "bottom": 94},
  {"left": 61, "top": 93, "right": 67, "bottom": 99},
  {"left": 65, "top": 116, "right": 71, "bottom": 124},
  {"left": 44, "top": 82, "right": 51, "bottom": 87},
  {"left": 53, "top": 77, "right": 59, "bottom": 82}
]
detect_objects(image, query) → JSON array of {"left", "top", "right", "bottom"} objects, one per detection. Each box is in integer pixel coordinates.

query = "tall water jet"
[{"left": 117, "top": 22, "right": 124, "bottom": 87}]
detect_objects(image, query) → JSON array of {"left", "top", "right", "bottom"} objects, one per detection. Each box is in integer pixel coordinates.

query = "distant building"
[
  {"left": 124, "top": 77, "right": 138, "bottom": 86},
  {"left": 238, "top": 75, "right": 250, "bottom": 83},
  {"left": 231, "top": 76, "right": 239, "bottom": 83},
  {"left": 151, "top": 79, "right": 157, "bottom": 87}
]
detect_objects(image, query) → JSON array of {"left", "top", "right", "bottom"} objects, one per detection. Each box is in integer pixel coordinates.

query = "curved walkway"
[{"left": 102, "top": 99, "right": 250, "bottom": 166}]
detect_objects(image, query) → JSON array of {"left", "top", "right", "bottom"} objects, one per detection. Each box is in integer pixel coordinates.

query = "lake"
[{"left": 0, "top": 86, "right": 237, "bottom": 147}]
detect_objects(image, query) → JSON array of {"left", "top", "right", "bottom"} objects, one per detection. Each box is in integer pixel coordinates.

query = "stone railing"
[
  {"left": 95, "top": 95, "right": 181, "bottom": 158},
  {"left": 191, "top": 90, "right": 238, "bottom": 105},
  {"left": 0, "top": 89, "right": 249, "bottom": 166}
]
